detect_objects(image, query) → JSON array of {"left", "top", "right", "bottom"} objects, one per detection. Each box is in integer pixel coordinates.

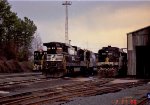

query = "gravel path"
[{"left": 61, "top": 84, "right": 150, "bottom": 105}]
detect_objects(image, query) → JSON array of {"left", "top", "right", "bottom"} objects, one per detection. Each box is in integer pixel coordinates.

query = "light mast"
[{"left": 62, "top": 1, "right": 72, "bottom": 44}]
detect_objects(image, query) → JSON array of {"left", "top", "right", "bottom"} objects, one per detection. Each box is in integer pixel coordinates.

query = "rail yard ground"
[{"left": 0, "top": 72, "right": 149, "bottom": 105}]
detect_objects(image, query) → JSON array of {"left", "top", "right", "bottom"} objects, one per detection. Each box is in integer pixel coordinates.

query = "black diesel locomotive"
[
  {"left": 40, "top": 42, "right": 97, "bottom": 77},
  {"left": 33, "top": 50, "right": 47, "bottom": 71},
  {"left": 97, "top": 46, "right": 127, "bottom": 77},
  {"left": 33, "top": 43, "right": 127, "bottom": 78}
]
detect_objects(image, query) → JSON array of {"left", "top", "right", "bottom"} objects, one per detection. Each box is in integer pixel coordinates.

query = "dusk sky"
[{"left": 8, "top": 0, "right": 150, "bottom": 52}]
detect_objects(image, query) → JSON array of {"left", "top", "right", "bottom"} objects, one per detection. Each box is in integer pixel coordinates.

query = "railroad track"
[
  {"left": 137, "top": 96, "right": 149, "bottom": 105},
  {"left": 0, "top": 78, "right": 147, "bottom": 105},
  {"left": 0, "top": 78, "right": 112, "bottom": 105}
]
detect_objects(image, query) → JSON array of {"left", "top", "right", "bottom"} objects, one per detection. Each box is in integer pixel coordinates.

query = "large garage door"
[{"left": 136, "top": 46, "right": 150, "bottom": 78}]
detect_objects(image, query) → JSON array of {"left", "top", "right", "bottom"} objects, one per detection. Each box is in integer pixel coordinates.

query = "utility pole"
[{"left": 62, "top": 1, "right": 72, "bottom": 45}]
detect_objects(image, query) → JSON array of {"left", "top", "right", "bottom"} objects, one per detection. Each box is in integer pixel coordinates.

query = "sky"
[{"left": 8, "top": 0, "right": 150, "bottom": 52}]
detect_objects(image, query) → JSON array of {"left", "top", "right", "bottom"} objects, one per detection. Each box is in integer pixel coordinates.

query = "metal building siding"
[
  {"left": 133, "top": 33, "right": 148, "bottom": 46},
  {"left": 127, "top": 33, "right": 136, "bottom": 76},
  {"left": 127, "top": 51, "right": 136, "bottom": 75},
  {"left": 127, "top": 34, "right": 133, "bottom": 50},
  {"left": 127, "top": 26, "right": 150, "bottom": 76}
]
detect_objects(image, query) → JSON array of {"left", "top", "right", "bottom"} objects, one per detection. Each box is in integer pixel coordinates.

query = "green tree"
[
  {"left": 17, "top": 17, "right": 37, "bottom": 61},
  {"left": 0, "top": 0, "right": 37, "bottom": 61},
  {"left": 0, "top": 0, "right": 11, "bottom": 44}
]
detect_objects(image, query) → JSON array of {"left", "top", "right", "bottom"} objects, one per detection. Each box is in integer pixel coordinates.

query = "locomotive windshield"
[{"left": 47, "top": 47, "right": 63, "bottom": 54}]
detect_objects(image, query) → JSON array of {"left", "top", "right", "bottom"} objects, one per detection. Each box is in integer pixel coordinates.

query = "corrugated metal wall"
[{"left": 127, "top": 26, "right": 150, "bottom": 76}]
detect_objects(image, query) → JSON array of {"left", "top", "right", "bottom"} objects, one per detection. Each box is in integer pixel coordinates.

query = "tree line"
[{"left": 0, "top": 0, "right": 37, "bottom": 61}]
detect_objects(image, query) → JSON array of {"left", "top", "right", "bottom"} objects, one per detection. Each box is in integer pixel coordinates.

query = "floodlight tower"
[{"left": 62, "top": 1, "right": 72, "bottom": 44}]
